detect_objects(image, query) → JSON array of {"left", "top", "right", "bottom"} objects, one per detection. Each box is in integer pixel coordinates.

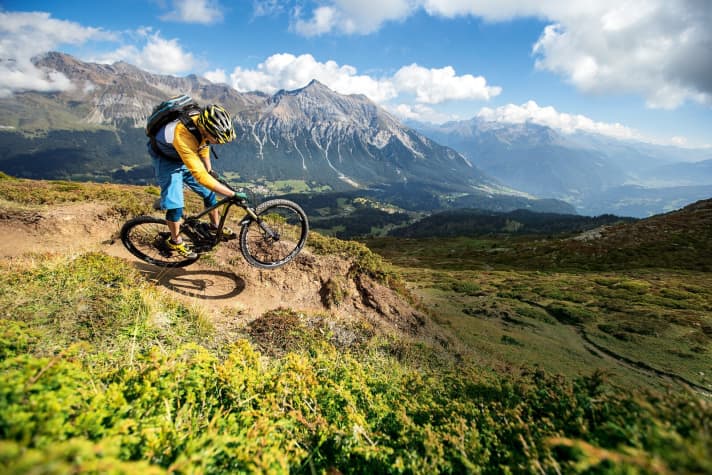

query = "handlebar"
[{"left": 209, "top": 170, "right": 254, "bottom": 204}]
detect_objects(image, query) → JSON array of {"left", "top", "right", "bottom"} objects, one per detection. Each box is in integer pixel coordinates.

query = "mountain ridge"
[{"left": 0, "top": 52, "right": 574, "bottom": 215}]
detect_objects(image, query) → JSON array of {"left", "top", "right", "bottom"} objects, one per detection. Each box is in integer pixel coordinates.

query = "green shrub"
[
  {"left": 546, "top": 303, "right": 597, "bottom": 325},
  {"left": 450, "top": 280, "right": 481, "bottom": 296},
  {"left": 2, "top": 323, "right": 710, "bottom": 474}
]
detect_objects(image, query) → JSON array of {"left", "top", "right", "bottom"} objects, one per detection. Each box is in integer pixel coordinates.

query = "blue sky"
[{"left": 2, "top": 0, "right": 711, "bottom": 149}]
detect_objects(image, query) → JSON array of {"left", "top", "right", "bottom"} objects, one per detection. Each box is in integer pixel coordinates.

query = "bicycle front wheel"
[
  {"left": 121, "top": 216, "right": 199, "bottom": 268},
  {"left": 239, "top": 199, "right": 309, "bottom": 269}
]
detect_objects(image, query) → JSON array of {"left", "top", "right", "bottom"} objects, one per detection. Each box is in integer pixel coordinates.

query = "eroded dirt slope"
[{"left": 0, "top": 201, "right": 446, "bottom": 349}]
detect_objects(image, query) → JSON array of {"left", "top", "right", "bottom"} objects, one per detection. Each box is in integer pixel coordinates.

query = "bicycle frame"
[
  {"left": 182, "top": 195, "right": 278, "bottom": 249},
  {"left": 182, "top": 196, "right": 245, "bottom": 246}
]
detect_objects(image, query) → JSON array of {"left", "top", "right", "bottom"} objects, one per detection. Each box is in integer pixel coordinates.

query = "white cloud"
[
  {"left": 253, "top": 0, "right": 288, "bottom": 17},
  {"left": 220, "top": 53, "right": 398, "bottom": 101},
  {"left": 393, "top": 64, "right": 501, "bottom": 103},
  {"left": 293, "top": 0, "right": 414, "bottom": 36},
  {"left": 91, "top": 31, "right": 198, "bottom": 75},
  {"left": 293, "top": 6, "right": 339, "bottom": 36},
  {"left": 203, "top": 68, "right": 228, "bottom": 84},
  {"left": 0, "top": 11, "right": 114, "bottom": 96},
  {"left": 531, "top": 1, "right": 712, "bottom": 109},
  {"left": 477, "top": 100, "right": 638, "bottom": 140},
  {"left": 215, "top": 53, "right": 500, "bottom": 110},
  {"left": 160, "top": 0, "right": 224, "bottom": 25},
  {"left": 670, "top": 136, "right": 688, "bottom": 147},
  {"left": 291, "top": 0, "right": 712, "bottom": 109},
  {"left": 389, "top": 103, "right": 454, "bottom": 123}
]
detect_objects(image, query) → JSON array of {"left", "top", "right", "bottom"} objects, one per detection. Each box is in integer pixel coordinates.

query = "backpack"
[{"left": 146, "top": 94, "right": 202, "bottom": 159}]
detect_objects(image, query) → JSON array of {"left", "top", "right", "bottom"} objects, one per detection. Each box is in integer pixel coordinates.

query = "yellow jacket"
[{"left": 171, "top": 116, "right": 221, "bottom": 191}]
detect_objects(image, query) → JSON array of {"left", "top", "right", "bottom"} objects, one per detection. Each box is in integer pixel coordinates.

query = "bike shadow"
[{"left": 132, "top": 262, "right": 246, "bottom": 300}]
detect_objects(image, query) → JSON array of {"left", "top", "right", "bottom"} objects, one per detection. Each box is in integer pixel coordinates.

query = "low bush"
[{"left": 1, "top": 332, "right": 710, "bottom": 473}]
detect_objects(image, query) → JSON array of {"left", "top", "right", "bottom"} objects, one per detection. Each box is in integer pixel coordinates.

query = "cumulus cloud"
[
  {"left": 0, "top": 11, "right": 114, "bottom": 96},
  {"left": 477, "top": 100, "right": 638, "bottom": 140},
  {"left": 92, "top": 30, "right": 198, "bottom": 75},
  {"left": 293, "top": 0, "right": 414, "bottom": 36},
  {"left": 532, "top": 1, "right": 712, "bottom": 109},
  {"left": 160, "top": 0, "right": 224, "bottom": 25},
  {"left": 214, "top": 53, "right": 398, "bottom": 101},
  {"left": 394, "top": 64, "right": 501, "bottom": 103},
  {"left": 209, "top": 53, "right": 500, "bottom": 110},
  {"left": 203, "top": 68, "right": 228, "bottom": 84},
  {"left": 291, "top": 0, "right": 712, "bottom": 109},
  {"left": 390, "top": 103, "right": 454, "bottom": 123}
]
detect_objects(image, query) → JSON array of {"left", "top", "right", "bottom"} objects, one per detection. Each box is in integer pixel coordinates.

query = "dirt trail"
[
  {"left": 0, "top": 201, "right": 432, "bottom": 341},
  {"left": 578, "top": 328, "right": 712, "bottom": 397},
  {"left": 513, "top": 298, "right": 711, "bottom": 396}
]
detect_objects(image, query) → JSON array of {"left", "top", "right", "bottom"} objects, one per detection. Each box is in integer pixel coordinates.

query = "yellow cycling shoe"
[{"left": 164, "top": 237, "right": 198, "bottom": 258}]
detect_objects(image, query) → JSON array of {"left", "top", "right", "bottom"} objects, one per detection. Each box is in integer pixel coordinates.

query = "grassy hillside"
[
  {"left": 366, "top": 199, "right": 712, "bottom": 391},
  {"left": 369, "top": 198, "right": 712, "bottom": 272},
  {"left": 389, "top": 208, "right": 635, "bottom": 238},
  {"left": 0, "top": 127, "right": 150, "bottom": 183},
  {"left": 0, "top": 177, "right": 710, "bottom": 473}
]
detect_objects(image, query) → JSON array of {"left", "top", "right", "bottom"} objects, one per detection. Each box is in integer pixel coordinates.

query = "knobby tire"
[
  {"left": 239, "top": 199, "right": 309, "bottom": 269},
  {"left": 120, "top": 216, "right": 199, "bottom": 268}
]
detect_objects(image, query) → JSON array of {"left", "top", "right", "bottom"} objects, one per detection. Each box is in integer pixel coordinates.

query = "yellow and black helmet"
[{"left": 197, "top": 104, "right": 236, "bottom": 144}]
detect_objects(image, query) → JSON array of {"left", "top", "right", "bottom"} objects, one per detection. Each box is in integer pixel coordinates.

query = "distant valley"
[{"left": 410, "top": 118, "right": 712, "bottom": 217}]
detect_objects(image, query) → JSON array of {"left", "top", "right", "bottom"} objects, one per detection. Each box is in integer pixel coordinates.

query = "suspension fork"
[{"left": 240, "top": 206, "right": 280, "bottom": 240}]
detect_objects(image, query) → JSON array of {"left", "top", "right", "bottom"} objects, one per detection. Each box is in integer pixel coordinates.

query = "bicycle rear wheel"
[
  {"left": 239, "top": 199, "right": 309, "bottom": 269},
  {"left": 121, "top": 216, "right": 199, "bottom": 268}
]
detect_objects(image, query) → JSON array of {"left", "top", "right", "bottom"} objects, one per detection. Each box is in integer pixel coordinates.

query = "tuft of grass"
[
  {"left": 0, "top": 252, "right": 213, "bottom": 365},
  {"left": 308, "top": 232, "right": 408, "bottom": 295},
  {"left": 320, "top": 276, "right": 349, "bottom": 308}
]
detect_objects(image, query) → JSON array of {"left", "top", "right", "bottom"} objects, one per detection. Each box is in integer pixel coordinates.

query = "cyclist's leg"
[
  {"left": 182, "top": 168, "right": 219, "bottom": 224},
  {"left": 154, "top": 158, "right": 185, "bottom": 241},
  {"left": 181, "top": 169, "right": 236, "bottom": 238}
]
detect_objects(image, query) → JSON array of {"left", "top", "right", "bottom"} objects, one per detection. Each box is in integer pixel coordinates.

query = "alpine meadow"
[{"left": 2, "top": 2, "right": 712, "bottom": 474}]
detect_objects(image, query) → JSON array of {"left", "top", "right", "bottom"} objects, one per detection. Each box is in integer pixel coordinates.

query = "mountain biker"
[{"left": 149, "top": 104, "right": 245, "bottom": 258}]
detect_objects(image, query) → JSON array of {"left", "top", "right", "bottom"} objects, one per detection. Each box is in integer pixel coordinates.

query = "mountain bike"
[{"left": 121, "top": 174, "right": 309, "bottom": 269}]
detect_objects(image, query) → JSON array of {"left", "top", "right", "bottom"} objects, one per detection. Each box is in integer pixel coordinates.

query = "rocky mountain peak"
[
  {"left": 267, "top": 78, "right": 379, "bottom": 126},
  {"left": 5, "top": 53, "right": 504, "bottom": 198}
]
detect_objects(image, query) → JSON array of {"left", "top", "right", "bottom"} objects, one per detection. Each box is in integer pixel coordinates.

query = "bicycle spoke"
[
  {"left": 121, "top": 217, "right": 199, "bottom": 268},
  {"left": 240, "top": 200, "right": 308, "bottom": 269}
]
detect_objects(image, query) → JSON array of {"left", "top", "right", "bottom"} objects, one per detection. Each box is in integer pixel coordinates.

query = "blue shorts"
[{"left": 152, "top": 157, "right": 217, "bottom": 214}]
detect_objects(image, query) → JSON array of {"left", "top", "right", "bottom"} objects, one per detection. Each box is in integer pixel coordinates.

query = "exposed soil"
[{"left": 0, "top": 201, "right": 452, "bottom": 351}]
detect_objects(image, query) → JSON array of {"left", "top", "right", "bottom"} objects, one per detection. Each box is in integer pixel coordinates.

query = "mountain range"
[
  {"left": 1, "top": 52, "right": 710, "bottom": 217},
  {"left": 410, "top": 118, "right": 712, "bottom": 216},
  {"left": 0, "top": 52, "right": 564, "bottom": 214}
]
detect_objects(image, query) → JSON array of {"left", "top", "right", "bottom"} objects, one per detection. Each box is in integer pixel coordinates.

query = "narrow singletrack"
[{"left": 517, "top": 298, "right": 711, "bottom": 397}]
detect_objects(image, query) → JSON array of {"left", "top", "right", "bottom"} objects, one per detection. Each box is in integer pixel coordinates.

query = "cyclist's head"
[{"left": 198, "top": 104, "right": 236, "bottom": 144}]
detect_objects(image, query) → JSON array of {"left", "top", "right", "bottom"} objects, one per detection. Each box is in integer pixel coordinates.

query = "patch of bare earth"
[{"left": 0, "top": 201, "right": 455, "bottom": 354}]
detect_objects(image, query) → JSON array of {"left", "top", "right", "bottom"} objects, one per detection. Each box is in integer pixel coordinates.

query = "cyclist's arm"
[
  {"left": 173, "top": 123, "right": 235, "bottom": 197},
  {"left": 199, "top": 145, "right": 212, "bottom": 173}
]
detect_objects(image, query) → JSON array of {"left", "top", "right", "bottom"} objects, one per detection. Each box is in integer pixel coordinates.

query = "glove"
[{"left": 233, "top": 191, "right": 249, "bottom": 202}]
